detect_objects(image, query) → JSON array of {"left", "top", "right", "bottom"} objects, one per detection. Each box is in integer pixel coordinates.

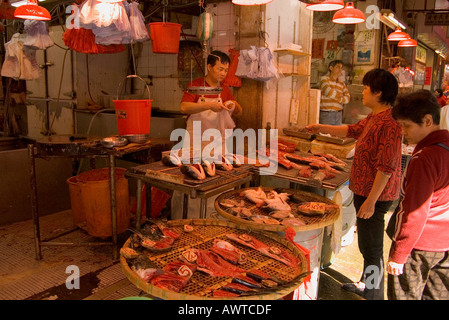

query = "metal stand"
[{"left": 28, "top": 144, "right": 118, "bottom": 260}]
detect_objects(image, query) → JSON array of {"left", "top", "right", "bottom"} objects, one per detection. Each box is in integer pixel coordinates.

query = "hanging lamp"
[
  {"left": 306, "top": 0, "right": 344, "bottom": 12},
  {"left": 398, "top": 38, "right": 417, "bottom": 47},
  {"left": 231, "top": 0, "right": 273, "bottom": 5},
  {"left": 14, "top": 0, "right": 50, "bottom": 20},
  {"left": 387, "top": 28, "right": 410, "bottom": 41},
  {"left": 332, "top": 2, "right": 365, "bottom": 24}
]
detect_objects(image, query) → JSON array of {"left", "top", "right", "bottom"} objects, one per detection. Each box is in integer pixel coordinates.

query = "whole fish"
[
  {"left": 180, "top": 163, "right": 206, "bottom": 180},
  {"left": 215, "top": 155, "right": 233, "bottom": 171},
  {"left": 201, "top": 159, "right": 216, "bottom": 177},
  {"left": 225, "top": 153, "right": 242, "bottom": 167},
  {"left": 239, "top": 187, "right": 267, "bottom": 207},
  {"left": 161, "top": 153, "right": 182, "bottom": 167}
]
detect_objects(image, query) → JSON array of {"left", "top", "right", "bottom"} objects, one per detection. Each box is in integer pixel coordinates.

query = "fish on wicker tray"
[
  {"left": 239, "top": 187, "right": 267, "bottom": 207},
  {"left": 210, "top": 239, "right": 247, "bottom": 265},
  {"left": 128, "top": 254, "right": 164, "bottom": 283},
  {"left": 226, "top": 233, "right": 300, "bottom": 269},
  {"left": 148, "top": 259, "right": 198, "bottom": 293},
  {"left": 128, "top": 226, "right": 176, "bottom": 253},
  {"left": 192, "top": 248, "right": 246, "bottom": 277}
]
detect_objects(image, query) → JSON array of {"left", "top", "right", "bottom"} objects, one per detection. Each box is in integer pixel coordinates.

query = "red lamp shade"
[
  {"left": 387, "top": 28, "right": 410, "bottom": 41},
  {"left": 398, "top": 38, "right": 417, "bottom": 47},
  {"left": 14, "top": 0, "right": 50, "bottom": 20},
  {"left": 306, "top": 0, "right": 344, "bottom": 11},
  {"left": 232, "top": 0, "right": 273, "bottom": 5},
  {"left": 332, "top": 2, "right": 365, "bottom": 24}
]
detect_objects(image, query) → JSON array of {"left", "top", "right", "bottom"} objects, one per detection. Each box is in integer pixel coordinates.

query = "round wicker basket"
[
  {"left": 120, "top": 218, "right": 309, "bottom": 300},
  {"left": 214, "top": 187, "right": 341, "bottom": 232}
]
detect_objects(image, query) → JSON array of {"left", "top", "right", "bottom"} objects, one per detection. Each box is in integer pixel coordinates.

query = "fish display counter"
[{"left": 120, "top": 219, "right": 310, "bottom": 300}]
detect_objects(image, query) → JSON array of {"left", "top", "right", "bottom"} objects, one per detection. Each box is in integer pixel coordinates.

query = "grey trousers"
[{"left": 388, "top": 249, "right": 449, "bottom": 300}]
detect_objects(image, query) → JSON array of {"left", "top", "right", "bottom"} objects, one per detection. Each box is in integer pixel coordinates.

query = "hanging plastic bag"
[
  {"left": 23, "top": 20, "right": 54, "bottom": 50},
  {"left": 257, "top": 47, "right": 280, "bottom": 81},
  {"left": 1, "top": 33, "right": 40, "bottom": 80},
  {"left": 128, "top": 1, "right": 149, "bottom": 42},
  {"left": 222, "top": 48, "right": 241, "bottom": 87}
]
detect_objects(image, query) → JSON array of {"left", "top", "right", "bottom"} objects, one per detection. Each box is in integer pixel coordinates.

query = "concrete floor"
[{"left": 0, "top": 209, "right": 393, "bottom": 301}]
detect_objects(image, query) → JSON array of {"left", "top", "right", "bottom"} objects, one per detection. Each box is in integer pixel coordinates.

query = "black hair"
[
  {"left": 207, "top": 50, "right": 230, "bottom": 66},
  {"left": 435, "top": 88, "right": 443, "bottom": 98},
  {"left": 392, "top": 89, "right": 441, "bottom": 125},
  {"left": 362, "top": 68, "right": 398, "bottom": 105},
  {"left": 328, "top": 60, "right": 344, "bottom": 71}
]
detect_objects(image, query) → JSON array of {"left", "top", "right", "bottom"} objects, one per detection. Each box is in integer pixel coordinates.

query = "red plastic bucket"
[
  {"left": 149, "top": 22, "right": 181, "bottom": 54},
  {"left": 113, "top": 99, "right": 152, "bottom": 135},
  {"left": 113, "top": 75, "right": 152, "bottom": 135}
]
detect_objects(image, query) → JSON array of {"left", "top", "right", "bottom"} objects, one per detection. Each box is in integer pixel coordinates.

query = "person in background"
[
  {"left": 434, "top": 88, "right": 447, "bottom": 108},
  {"left": 307, "top": 68, "right": 402, "bottom": 300},
  {"left": 319, "top": 59, "right": 350, "bottom": 125},
  {"left": 387, "top": 90, "right": 449, "bottom": 300}
]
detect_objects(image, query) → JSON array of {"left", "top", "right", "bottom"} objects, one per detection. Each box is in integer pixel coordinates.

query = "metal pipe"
[
  {"left": 136, "top": 179, "right": 142, "bottom": 231},
  {"left": 109, "top": 154, "right": 118, "bottom": 260},
  {"left": 28, "top": 144, "right": 42, "bottom": 260},
  {"left": 43, "top": 50, "right": 50, "bottom": 135}
]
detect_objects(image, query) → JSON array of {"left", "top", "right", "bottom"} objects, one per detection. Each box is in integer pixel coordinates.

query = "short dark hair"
[
  {"left": 362, "top": 68, "right": 398, "bottom": 105},
  {"left": 328, "top": 60, "right": 343, "bottom": 71},
  {"left": 392, "top": 90, "right": 441, "bottom": 125},
  {"left": 207, "top": 50, "right": 230, "bottom": 66},
  {"left": 435, "top": 88, "right": 443, "bottom": 98}
]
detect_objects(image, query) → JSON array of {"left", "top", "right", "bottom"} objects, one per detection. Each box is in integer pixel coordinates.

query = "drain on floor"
[{"left": 24, "top": 263, "right": 119, "bottom": 300}]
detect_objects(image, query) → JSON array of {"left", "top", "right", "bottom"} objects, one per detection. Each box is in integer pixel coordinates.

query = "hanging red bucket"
[
  {"left": 113, "top": 75, "right": 152, "bottom": 136},
  {"left": 149, "top": 22, "right": 181, "bottom": 54}
]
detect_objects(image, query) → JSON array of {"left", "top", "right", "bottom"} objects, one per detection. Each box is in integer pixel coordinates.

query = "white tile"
[{"left": 217, "top": 2, "right": 231, "bottom": 15}]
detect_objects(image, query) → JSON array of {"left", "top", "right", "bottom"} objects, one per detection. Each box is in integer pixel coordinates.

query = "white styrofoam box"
[{"left": 341, "top": 203, "right": 356, "bottom": 247}]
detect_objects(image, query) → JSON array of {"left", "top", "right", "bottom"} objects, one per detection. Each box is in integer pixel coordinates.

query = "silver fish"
[
  {"left": 201, "top": 159, "right": 216, "bottom": 177},
  {"left": 161, "top": 153, "right": 182, "bottom": 167},
  {"left": 225, "top": 154, "right": 242, "bottom": 167},
  {"left": 216, "top": 155, "right": 233, "bottom": 171},
  {"left": 180, "top": 163, "right": 206, "bottom": 180}
]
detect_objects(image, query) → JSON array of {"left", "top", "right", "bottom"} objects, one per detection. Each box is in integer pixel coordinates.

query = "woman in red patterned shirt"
[{"left": 306, "top": 68, "right": 402, "bottom": 300}]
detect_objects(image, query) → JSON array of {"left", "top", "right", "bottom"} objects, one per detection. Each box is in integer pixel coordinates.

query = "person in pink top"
[{"left": 387, "top": 89, "right": 449, "bottom": 300}]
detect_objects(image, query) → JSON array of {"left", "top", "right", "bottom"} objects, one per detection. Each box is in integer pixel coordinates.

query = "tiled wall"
[{"left": 136, "top": 2, "right": 236, "bottom": 112}]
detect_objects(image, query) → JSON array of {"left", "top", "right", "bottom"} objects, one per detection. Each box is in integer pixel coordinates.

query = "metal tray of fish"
[
  {"left": 214, "top": 187, "right": 341, "bottom": 232},
  {"left": 315, "top": 134, "right": 356, "bottom": 145},
  {"left": 120, "top": 219, "right": 309, "bottom": 300},
  {"left": 282, "top": 127, "right": 315, "bottom": 140}
]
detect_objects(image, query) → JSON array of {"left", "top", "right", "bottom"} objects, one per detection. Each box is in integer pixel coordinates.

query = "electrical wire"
[{"left": 48, "top": 46, "right": 69, "bottom": 133}]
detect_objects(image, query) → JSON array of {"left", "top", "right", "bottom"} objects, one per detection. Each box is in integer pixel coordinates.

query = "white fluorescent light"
[
  {"left": 385, "top": 14, "right": 406, "bottom": 30},
  {"left": 378, "top": 9, "right": 407, "bottom": 30}
]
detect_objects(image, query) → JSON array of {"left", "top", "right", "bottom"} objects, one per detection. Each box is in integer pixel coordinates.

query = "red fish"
[
  {"left": 193, "top": 249, "right": 246, "bottom": 277},
  {"left": 210, "top": 239, "right": 247, "bottom": 265},
  {"left": 226, "top": 233, "right": 300, "bottom": 269}
]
